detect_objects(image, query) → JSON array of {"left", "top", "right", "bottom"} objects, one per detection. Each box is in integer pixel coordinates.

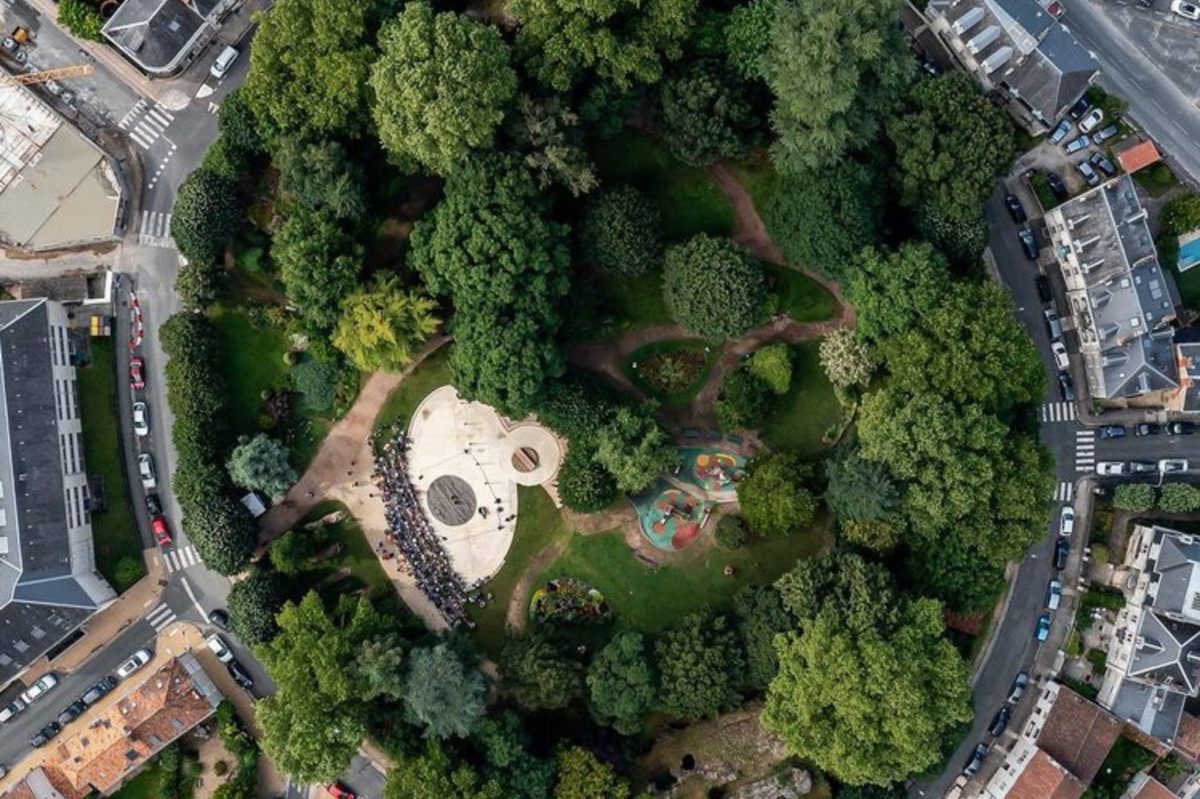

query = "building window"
[
  {"left": 68, "top": 380, "right": 78, "bottom": 420},
  {"left": 75, "top": 433, "right": 84, "bottom": 472},
  {"left": 53, "top": 380, "right": 63, "bottom": 421},
  {"left": 64, "top": 488, "right": 74, "bottom": 528}
]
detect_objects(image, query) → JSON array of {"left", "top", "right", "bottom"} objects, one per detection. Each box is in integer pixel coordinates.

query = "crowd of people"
[{"left": 373, "top": 426, "right": 471, "bottom": 625}]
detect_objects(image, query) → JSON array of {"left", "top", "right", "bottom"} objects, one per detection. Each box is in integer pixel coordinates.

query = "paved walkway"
[{"left": 256, "top": 336, "right": 451, "bottom": 631}]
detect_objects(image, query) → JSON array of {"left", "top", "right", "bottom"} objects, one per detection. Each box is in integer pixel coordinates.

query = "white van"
[{"left": 210, "top": 46, "right": 240, "bottom": 80}]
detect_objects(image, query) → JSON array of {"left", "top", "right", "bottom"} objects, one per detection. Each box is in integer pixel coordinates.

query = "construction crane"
[{"left": 0, "top": 63, "right": 94, "bottom": 88}]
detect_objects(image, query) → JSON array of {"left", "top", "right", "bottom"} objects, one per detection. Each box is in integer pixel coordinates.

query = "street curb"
[{"left": 971, "top": 559, "right": 1021, "bottom": 685}]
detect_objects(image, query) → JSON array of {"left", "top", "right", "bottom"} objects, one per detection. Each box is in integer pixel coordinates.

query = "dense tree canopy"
[
  {"left": 580, "top": 186, "right": 663, "bottom": 278},
  {"left": 333, "top": 276, "right": 440, "bottom": 372},
  {"left": 372, "top": 3, "right": 518, "bottom": 174},
  {"left": 715, "top": 369, "right": 773, "bottom": 431},
  {"left": 557, "top": 445, "right": 619, "bottom": 512},
  {"left": 385, "top": 741, "right": 502, "bottom": 799},
  {"left": 227, "top": 569, "right": 288, "bottom": 646},
  {"left": 748, "top": 343, "right": 792, "bottom": 395},
  {"left": 818, "top": 327, "right": 875, "bottom": 390},
  {"left": 655, "top": 612, "right": 744, "bottom": 719},
  {"left": 404, "top": 643, "right": 488, "bottom": 739},
  {"left": 737, "top": 452, "right": 818, "bottom": 537},
  {"left": 227, "top": 433, "right": 296, "bottom": 497},
  {"left": 274, "top": 209, "right": 363, "bottom": 336},
  {"left": 845, "top": 244, "right": 953, "bottom": 342},
  {"left": 242, "top": 0, "right": 376, "bottom": 140},
  {"left": 762, "top": 0, "right": 914, "bottom": 172},
  {"left": 824, "top": 446, "right": 899, "bottom": 524},
  {"left": 658, "top": 59, "right": 759, "bottom": 166},
  {"left": 761, "top": 160, "right": 882, "bottom": 280},
  {"left": 554, "top": 747, "right": 630, "bottom": 799},
  {"left": 512, "top": 0, "right": 697, "bottom": 91},
  {"left": 593, "top": 406, "right": 677, "bottom": 493},
  {"left": 171, "top": 168, "right": 242, "bottom": 265},
  {"left": 499, "top": 635, "right": 584, "bottom": 711},
  {"left": 275, "top": 138, "right": 367, "bottom": 220},
  {"left": 662, "top": 235, "right": 765, "bottom": 340},
  {"left": 732, "top": 584, "right": 791, "bottom": 690},
  {"left": 587, "top": 631, "right": 657, "bottom": 735}
]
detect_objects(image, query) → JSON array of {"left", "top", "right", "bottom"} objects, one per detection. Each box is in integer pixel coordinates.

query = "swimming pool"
[{"left": 1180, "top": 234, "right": 1200, "bottom": 272}]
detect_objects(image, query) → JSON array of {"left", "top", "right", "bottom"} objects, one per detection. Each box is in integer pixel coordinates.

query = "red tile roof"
[
  {"left": 1008, "top": 749, "right": 1087, "bottom": 799},
  {"left": 1037, "top": 687, "right": 1123, "bottom": 783},
  {"left": 1132, "top": 777, "right": 1178, "bottom": 799},
  {"left": 1117, "top": 140, "right": 1163, "bottom": 175},
  {"left": 1175, "top": 713, "right": 1200, "bottom": 762}
]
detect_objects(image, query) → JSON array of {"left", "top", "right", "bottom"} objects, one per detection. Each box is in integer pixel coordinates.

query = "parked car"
[
  {"left": 1068, "top": 98, "right": 1092, "bottom": 120},
  {"left": 1054, "top": 539, "right": 1070, "bottom": 571},
  {"left": 56, "top": 699, "right": 86, "bottom": 726},
  {"left": 210, "top": 45, "right": 241, "bottom": 79},
  {"left": 146, "top": 494, "right": 163, "bottom": 516},
  {"left": 132, "top": 402, "right": 150, "bottom": 437},
  {"left": 1008, "top": 672, "right": 1030, "bottom": 704},
  {"left": 1035, "top": 614, "right": 1052, "bottom": 642},
  {"left": 30, "top": 722, "right": 62, "bottom": 748},
  {"left": 138, "top": 454, "right": 156, "bottom": 490},
  {"left": 989, "top": 706, "right": 1012, "bottom": 737},
  {"left": 209, "top": 609, "right": 231, "bottom": 631},
  {"left": 1171, "top": 0, "right": 1200, "bottom": 18},
  {"left": 227, "top": 659, "right": 254, "bottom": 690},
  {"left": 1167, "top": 422, "right": 1197, "bottom": 435},
  {"left": 1091, "top": 151, "right": 1117, "bottom": 177},
  {"left": 206, "top": 634, "right": 234, "bottom": 664},
  {"left": 1005, "top": 193, "right": 1027, "bottom": 223},
  {"left": 1059, "top": 505, "right": 1075, "bottom": 537},
  {"left": 0, "top": 698, "right": 26, "bottom": 724},
  {"left": 116, "top": 648, "right": 152, "bottom": 679},
  {"left": 1135, "top": 423, "right": 1162, "bottom": 436},
  {"left": 1096, "top": 461, "right": 1127, "bottom": 476},
  {"left": 82, "top": 676, "right": 118, "bottom": 706},
  {"left": 1045, "top": 309, "right": 1063, "bottom": 339},
  {"left": 129, "top": 356, "right": 145, "bottom": 390},
  {"left": 20, "top": 673, "right": 58, "bottom": 704},
  {"left": 1077, "top": 159, "right": 1100, "bottom": 187},
  {"left": 1079, "top": 108, "right": 1105, "bottom": 133},
  {"left": 1160, "top": 459, "right": 1190, "bottom": 474},
  {"left": 1046, "top": 578, "right": 1063, "bottom": 610},
  {"left": 964, "top": 743, "right": 989, "bottom": 777},
  {"left": 327, "top": 784, "right": 357, "bottom": 799},
  {"left": 1128, "top": 461, "right": 1158, "bottom": 475},
  {"left": 1049, "top": 119, "right": 1073, "bottom": 144},
  {"left": 1094, "top": 123, "right": 1121, "bottom": 143},
  {"left": 152, "top": 515, "right": 171, "bottom": 548},
  {"left": 1051, "top": 340, "right": 1070, "bottom": 371},
  {"left": 1098, "top": 425, "right": 1126, "bottom": 439},
  {"left": 1046, "top": 171, "right": 1069, "bottom": 201},
  {"left": 1018, "top": 226, "right": 1039, "bottom": 260},
  {"left": 1058, "top": 371, "right": 1074, "bottom": 401},
  {"left": 1065, "top": 134, "right": 1091, "bottom": 154},
  {"left": 1036, "top": 274, "right": 1053, "bottom": 303}
]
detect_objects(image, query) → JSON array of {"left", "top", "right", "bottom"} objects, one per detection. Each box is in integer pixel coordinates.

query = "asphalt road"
[{"left": 1061, "top": 0, "right": 1200, "bottom": 184}]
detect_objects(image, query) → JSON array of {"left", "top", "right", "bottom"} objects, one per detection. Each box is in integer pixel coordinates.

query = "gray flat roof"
[{"left": 103, "top": 0, "right": 220, "bottom": 74}]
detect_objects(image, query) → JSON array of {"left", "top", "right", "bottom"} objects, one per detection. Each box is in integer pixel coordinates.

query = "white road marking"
[{"left": 181, "top": 575, "right": 209, "bottom": 622}]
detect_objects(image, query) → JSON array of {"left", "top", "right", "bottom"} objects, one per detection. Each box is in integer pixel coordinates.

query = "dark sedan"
[
  {"left": 1005, "top": 194, "right": 1027, "bottom": 224},
  {"left": 1135, "top": 423, "right": 1162, "bottom": 436}
]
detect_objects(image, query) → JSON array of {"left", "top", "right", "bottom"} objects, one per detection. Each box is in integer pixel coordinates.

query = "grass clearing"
[
  {"left": 599, "top": 269, "right": 673, "bottom": 330},
  {"left": 732, "top": 153, "right": 779, "bottom": 214},
  {"left": 77, "top": 339, "right": 144, "bottom": 593},
  {"left": 590, "top": 128, "right": 734, "bottom": 241},
  {"left": 766, "top": 266, "right": 838, "bottom": 323},
  {"left": 761, "top": 341, "right": 841, "bottom": 456},
  {"left": 621, "top": 339, "right": 719, "bottom": 408},
  {"left": 298, "top": 500, "right": 393, "bottom": 600},
  {"left": 374, "top": 345, "right": 453, "bottom": 433},
  {"left": 108, "top": 764, "right": 165, "bottom": 799}
]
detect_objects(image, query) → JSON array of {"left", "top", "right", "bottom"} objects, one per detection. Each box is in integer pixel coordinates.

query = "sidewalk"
[{"left": 21, "top": 548, "right": 166, "bottom": 683}]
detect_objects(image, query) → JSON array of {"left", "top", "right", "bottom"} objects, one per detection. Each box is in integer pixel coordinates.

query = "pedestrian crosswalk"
[
  {"left": 1055, "top": 481, "right": 1075, "bottom": 502},
  {"left": 163, "top": 545, "right": 199, "bottom": 574},
  {"left": 1040, "top": 402, "right": 1078, "bottom": 423},
  {"left": 1075, "top": 430, "right": 1096, "bottom": 473},
  {"left": 137, "top": 210, "right": 173, "bottom": 247},
  {"left": 118, "top": 98, "right": 176, "bottom": 151},
  {"left": 146, "top": 602, "right": 177, "bottom": 633}
]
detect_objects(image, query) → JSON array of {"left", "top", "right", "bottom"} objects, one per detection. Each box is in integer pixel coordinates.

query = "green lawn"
[
  {"left": 109, "top": 765, "right": 164, "bottom": 799},
  {"left": 733, "top": 154, "right": 779, "bottom": 214},
  {"left": 469, "top": 486, "right": 584, "bottom": 654},
  {"left": 1133, "top": 162, "right": 1179, "bottom": 198},
  {"left": 621, "top": 339, "right": 719, "bottom": 408},
  {"left": 599, "top": 269, "right": 673, "bottom": 330},
  {"left": 761, "top": 341, "right": 842, "bottom": 456},
  {"left": 299, "top": 500, "right": 393, "bottom": 599},
  {"left": 374, "top": 345, "right": 453, "bottom": 434},
  {"left": 590, "top": 128, "right": 735, "bottom": 241},
  {"left": 77, "top": 339, "right": 144, "bottom": 593},
  {"left": 1174, "top": 264, "right": 1200, "bottom": 312},
  {"left": 533, "top": 514, "right": 829, "bottom": 635},
  {"left": 767, "top": 266, "right": 838, "bottom": 323}
]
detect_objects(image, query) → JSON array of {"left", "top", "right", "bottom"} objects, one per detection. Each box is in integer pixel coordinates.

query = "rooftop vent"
[
  {"left": 1076, "top": 235, "right": 1101, "bottom": 251},
  {"left": 1126, "top": 209, "right": 1149, "bottom": 225},
  {"left": 1092, "top": 288, "right": 1112, "bottom": 307},
  {"left": 981, "top": 46, "right": 1013, "bottom": 73},
  {"left": 1101, "top": 322, "right": 1121, "bottom": 339},
  {"left": 952, "top": 6, "right": 985, "bottom": 33},
  {"left": 1067, "top": 214, "right": 1092, "bottom": 229},
  {"left": 1082, "top": 259, "right": 1106, "bottom": 275},
  {"left": 967, "top": 25, "right": 1001, "bottom": 53}
]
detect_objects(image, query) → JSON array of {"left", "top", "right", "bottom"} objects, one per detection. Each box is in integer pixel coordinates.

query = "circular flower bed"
[{"left": 530, "top": 577, "right": 610, "bottom": 625}]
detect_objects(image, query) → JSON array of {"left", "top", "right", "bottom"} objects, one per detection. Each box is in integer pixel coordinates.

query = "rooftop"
[
  {"left": 1037, "top": 686, "right": 1123, "bottom": 783},
  {"left": 1117, "top": 140, "right": 1164, "bottom": 175},
  {"left": 1130, "top": 777, "right": 1178, "bottom": 799},
  {"left": 1006, "top": 749, "right": 1087, "bottom": 799},
  {"left": 103, "top": 0, "right": 224, "bottom": 75},
  {"left": 1172, "top": 712, "right": 1200, "bottom": 761}
]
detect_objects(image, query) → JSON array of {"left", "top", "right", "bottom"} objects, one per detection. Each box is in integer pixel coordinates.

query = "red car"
[
  {"left": 129, "top": 356, "right": 145, "bottom": 390},
  {"left": 151, "top": 515, "right": 171, "bottom": 548},
  {"left": 326, "top": 785, "right": 356, "bottom": 799}
]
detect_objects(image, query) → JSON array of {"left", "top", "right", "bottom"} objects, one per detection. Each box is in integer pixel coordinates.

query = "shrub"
[
  {"left": 1113, "top": 483, "right": 1155, "bottom": 512},
  {"left": 57, "top": 0, "right": 104, "bottom": 41},
  {"left": 115, "top": 556, "right": 144, "bottom": 587},
  {"left": 662, "top": 235, "right": 766, "bottom": 341},
  {"left": 214, "top": 761, "right": 229, "bottom": 777},
  {"left": 171, "top": 168, "right": 243, "bottom": 266},
  {"left": 747, "top": 343, "right": 792, "bottom": 395},
  {"left": 1159, "top": 482, "right": 1200, "bottom": 513},
  {"left": 580, "top": 185, "right": 663, "bottom": 278},
  {"left": 558, "top": 446, "right": 619, "bottom": 513},
  {"left": 715, "top": 515, "right": 748, "bottom": 549},
  {"left": 176, "top": 261, "right": 224, "bottom": 309},
  {"left": 715, "top": 369, "right": 772, "bottom": 430}
]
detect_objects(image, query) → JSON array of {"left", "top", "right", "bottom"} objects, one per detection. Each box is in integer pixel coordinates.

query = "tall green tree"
[
  {"left": 553, "top": 747, "right": 630, "bottom": 799},
  {"left": 593, "top": 406, "right": 677, "bottom": 493},
  {"left": 818, "top": 327, "right": 876, "bottom": 390},
  {"left": 499, "top": 635, "right": 584, "bottom": 711},
  {"left": 274, "top": 208, "right": 363, "bottom": 336},
  {"left": 242, "top": 0, "right": 376, "bottom": 140},
  {"left": 385, "top": 741, "right": 502, "bottom": 799},
  {"left": 513, "top": 0, "right": 697, "bottom": 91},
  {"left": 845, "top": 244, "right": 953, "bottom": 342},
  {"left": 658, "top": 59, "right": 760, "bottom": 166},
  {"left": 275, "top": 138, "right": 367, "bottom": 220},
  {"left": 372, "top": 3, "right": 518, "bottom": 174},
  {"left": 587, "top": 631, "right": 657, "bottom": 735},
  {"left": 762, "top": 0, "right": 914, "bottom": 172},
  {"left": 171, "top": 168, "right": 242, "bottom": 265},
  {"left": 404, "top": 642, "right": 488, "bottom": 739},
  {"left": 557, "top": 445, "right": 619, "bottom": 513},
  {"left": 333, "top": 276, "right": 440, "bottom": 372},
  {"left": 227, "top": 433, "right": 296, "bottom": 497},
  {"left": 732, "top": 584, "right": 792, "bottom": 690},
  {"left": 580, "top": 186, "right": 663, "bottom": 278},
  {"left": 823, "top": 446, "right": 899, "bottom": 524},
  {"left": 655, "top": 612, "right": 744, "bottom": 719},
  {"left": 226, "top": 568, "right": 288, "bottom": 646},
  {"left": 662, "top": 234, "right": 766, "bottom": 340},
  {"left": 736, "top": 452, "right": 818, "bottom": 537}
]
